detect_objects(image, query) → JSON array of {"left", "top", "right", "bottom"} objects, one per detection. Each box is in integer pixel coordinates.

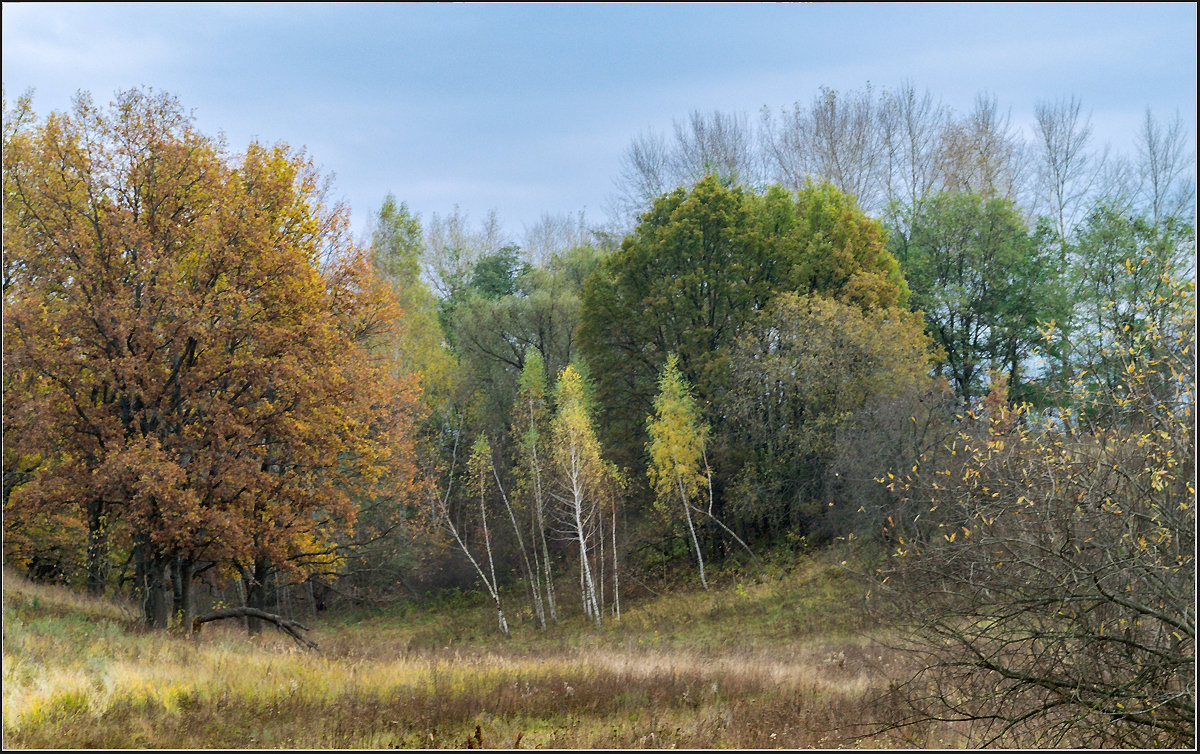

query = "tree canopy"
[{"left": 3, "top": 89, "right": 425, "bottom": 627}]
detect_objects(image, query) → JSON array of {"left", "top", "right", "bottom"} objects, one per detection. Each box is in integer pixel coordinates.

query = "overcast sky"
[{"left": 3, "top": 2, "right": 1196, "bottom": 244}]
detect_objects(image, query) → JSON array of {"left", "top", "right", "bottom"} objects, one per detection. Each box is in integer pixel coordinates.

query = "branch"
[{"left": 192, "top": 607, "right": 318, "bottom": 649}]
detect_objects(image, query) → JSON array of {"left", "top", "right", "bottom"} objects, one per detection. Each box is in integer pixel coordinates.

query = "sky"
[{"left": 3, "top": 2, "right": 1196, "bottom": 245}]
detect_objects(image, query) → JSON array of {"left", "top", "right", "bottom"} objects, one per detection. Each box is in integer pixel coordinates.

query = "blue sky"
[{"left": 3, "top": 2, "right": 1196, "bottom": 243}]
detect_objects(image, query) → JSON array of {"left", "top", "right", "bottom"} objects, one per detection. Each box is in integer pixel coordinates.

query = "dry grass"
[{"left": 2, "top": 559, "right": 964, "bottom": 749}]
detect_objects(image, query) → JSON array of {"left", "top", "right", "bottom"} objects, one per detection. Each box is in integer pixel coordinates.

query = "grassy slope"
[{"left": 2, "top": 553, "right": 958, "bottom": 749}]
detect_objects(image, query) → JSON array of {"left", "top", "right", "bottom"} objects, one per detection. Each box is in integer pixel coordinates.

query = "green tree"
[
  {"left": 368, "top": 194, "right": 455, "bottom": 405},
  {"left": 889, "top": 192, "right": 1066, "bottom": 404},
  {"left": 581, "top": 176, "right": 909, "bottom": 499},
  {"left": 760, "top": 181, "right": 910, "bottom": 310},
  {"left": 1055, "top": 203, "right": 1195, "bottom": 417},
  {"left": 580, "top": 176, "right": 771, "bottom": 476},
  {"left": 450, "top": 243, "right": 602, "bottom": 438}
]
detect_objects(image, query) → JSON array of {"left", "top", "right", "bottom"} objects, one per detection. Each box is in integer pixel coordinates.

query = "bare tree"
[
  {"left": 609, "top": 128, "right": 673, "bottom": 226},
  {"left": 1034, "top": 95, "right": 1101, "bottom": 243},
  {"left": 670, "top": 109, "right": 760, "bottom": 189},
  {"left": 762, "top": 85, "right": 888, "bottom": 214},
  {"left": 423, "top": 206, "right": 512, "bottom": 300},
  {"left": 609, "top": 110, "right": 760, "bottom": 228},
  {"left": 1135, "top": 108, "right": 1196, "bottom": 226},
  {"left": 880, "top": 81, "right": 951, "bottom": 214},
  {"left": 937, "top": 92, "right": 1031, "bottom": 208},
  {"left": 522, "top": 210, "right": 594, "bottom": 267}
]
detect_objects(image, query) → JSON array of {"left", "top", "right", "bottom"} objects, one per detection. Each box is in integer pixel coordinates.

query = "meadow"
[{"left": 0, "top": 552, "right": 974, "bottom": 749}]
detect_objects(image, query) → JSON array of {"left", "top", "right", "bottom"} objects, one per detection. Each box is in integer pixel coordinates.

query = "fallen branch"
[{"left": 192, "top": 607, "right": 318, "bottom": 649}]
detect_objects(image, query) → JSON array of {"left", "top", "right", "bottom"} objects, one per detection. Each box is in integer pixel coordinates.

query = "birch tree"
[
  {"left": 513, "top": 349, "right": 556, "bottom": 624},
  {"left": 646, "top": 354, "right": 711, "bottom": 589},
  {"left": 549, "top": 364, "right": 606, "bottom": 627}
]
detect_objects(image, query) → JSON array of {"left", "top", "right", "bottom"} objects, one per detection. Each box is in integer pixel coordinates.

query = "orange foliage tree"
[{"left": 3, "top": 89, "right": 425, "bottom": 629}]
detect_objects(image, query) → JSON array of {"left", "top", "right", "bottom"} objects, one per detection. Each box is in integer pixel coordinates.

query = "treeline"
[{"left": 2, "top": 83, "right": 1194, "bottom": 741}]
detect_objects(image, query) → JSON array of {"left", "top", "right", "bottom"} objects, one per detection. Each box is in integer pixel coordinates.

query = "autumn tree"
[
  {"left": 725, "top": 293, "right": 940, "bottom": 541},
  {"left": 3, "top": 89, "right": 422, "bottom": 629},
  {"left": 446, "top": 243, "right": 600, "bottom": 439},
  {"left": 878, "top": 274, "right": 1195, "bottom": 747},
  {"left": 512, "top": 348, "right": 556, "bottom": 625},
  {"left": 646, "top": 354, "right": 712, "bottom": 589},
  {"left": 548, "top": 364, "right": 610, "bottom": 627},
  {"left": 1133, "top": 108, "right": 1196, "bottom": 226}
]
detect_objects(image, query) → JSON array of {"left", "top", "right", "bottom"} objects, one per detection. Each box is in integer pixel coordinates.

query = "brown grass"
[{"left": 3, "top": 559, "right": 964, "bottom": 748}]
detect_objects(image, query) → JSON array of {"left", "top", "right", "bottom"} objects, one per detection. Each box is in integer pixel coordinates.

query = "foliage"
[
  {"left": 368, "top": 193, "right": 456, "bottom": 406},
  {"left": 761, "top": 180, "right": 910, "bottom": 310},
  {"left": 1053, "top": 203, "right": 1195, "bottom": 418},
  {"left": 448, "top": 243, "right": 602, "bottom": 438},
  {"left": 725, "top": 293, "right": 940, "bottom": 541},
  {"left": 582, "top": 176, "right": 908, "bottom": 485},
  {"left": 646, "top": 353, "right": 712, "bottom": 588},
  {"left": 580, "top": 176, "right": 770, "bottom": 474},
  {"left": 880, "top": 274, "right": 1195, "bottom": 747},
  {"left": 549, "top": 364, "right": 611, "bottom": 625},
  {"left": 888, "top": 191, "right": 1067, "bottom": 404},
  {"left": 2, "top": 89, "right": 425, "bottom": 626},
  {"left": 511, "top": 348, "right": 556, "bottom": 625}
]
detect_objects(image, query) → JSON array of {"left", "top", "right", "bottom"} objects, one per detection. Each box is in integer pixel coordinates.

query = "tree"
[
  {"left": 1134, "top": 108, "right": 1196, "bottom": 227},
  {"left": 3, "top": 89, "right": 420, "bottom": 629},
  {"left": 548, "top": 364, "right": 609, "bottom": 627},
  {"left": 1056, "top": 203, "right": 1195, "bottom": 418},
  {"left": 762, "top": 85, "right": 889, "bottom": 215},
  {"left": 879, "top": 274, "right": 1195, "bottom": 747},
  {"left": 937, "top": 93, "right": 1030, "bottom": 206},
  {"left": 368, "top": 193, "right": 455, "bottom": 404},
  {"left": 724, "top": 293, "right": 940, "bottom": 541},
  {"left": 766, "top": 180, "right": 910, "bottom": 310},
  {"left": 646, "top": 354, "right": 712, "bottom": 589},
  {"left": 512, "top": 348, "right": 556, "bottom": 625},
  {"left": 889, "top": 192, "right": 1065, "bottom": 404},
  {"left": 448, "top": 243, "right": 601, "bottom": 438},
  {"left": 581, "top": 176, "right": 772, "bottom": 476},
  {"left": 879, "top": 81, "right": 950, "bottom": 224},
  {"left": 583, "top": 176, "right": 910, "bottom": 510},
  {"left": 609, "top": 110, "right": 761, "bottom": 228},
  {"left": 1033, "top": 95, "right": 1102, "bottom": 246}
]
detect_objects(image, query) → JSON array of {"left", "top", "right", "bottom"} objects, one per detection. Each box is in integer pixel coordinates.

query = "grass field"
[{"left": 2, "top": 553, "right": 966, "bottom": 749}]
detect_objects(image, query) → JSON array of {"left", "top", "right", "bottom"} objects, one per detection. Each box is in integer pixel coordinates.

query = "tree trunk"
[
  {"left": 85, "top": 501, "right": 108, "bottom": 596},
  {"left": 245, "top": 559, "right": 271, "bottom": 635},
  {"left": 677, "top": 474, "right": 708, "bottom": 590},
  {"left": 178, "top": 559, "right": 196, "bottom": 634},
  {"left": 611, "top": 502, "right": 620, "bottom": 624},
  {"left": 146, "top": 556, "right": 173, "bottom": 628}
]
